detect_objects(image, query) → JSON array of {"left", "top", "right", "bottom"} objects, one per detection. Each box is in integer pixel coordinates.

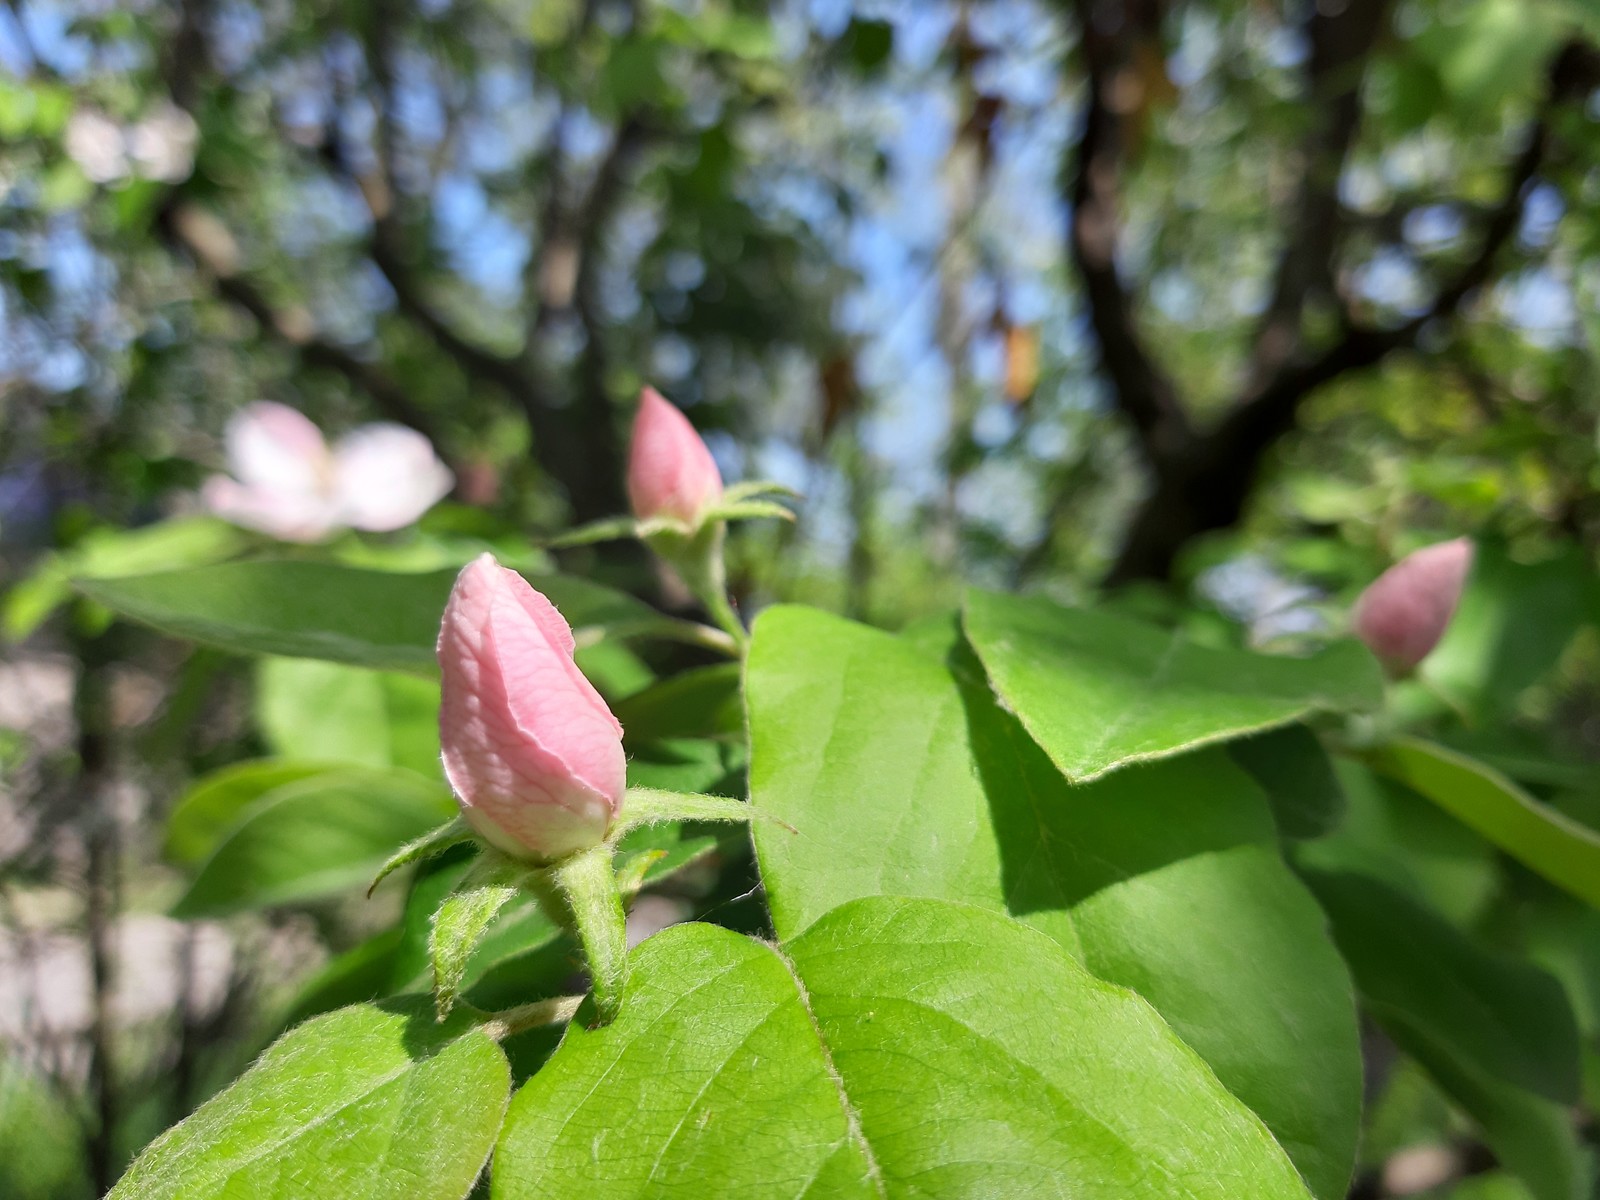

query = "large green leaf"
[
  {"left": 1303, "top": 865, "right": 1587, "bottom": 1200},
  {"left": 492, "top": 898, "right": 1313, "bottom": 1199},
  {"left": 746, "top": 605, "right": 1361, "bottom": 1199},
  {"left": 2, "top": 516, "right": 246, "bottom": 642},
  {"left": 164, "top": 759, "right": 335, "bottom": 866},
  {"left": 1369, "top": 738, "right": 1600, "bottom": 909},
  {"left": 256, "top": 659, "right": 444, "bottom": 780},
  {"left": 75, "top": 561, "right": 659, "bottom": 674},
  {"left": 172, "top": 769, "right": 455, "bottom": 917},
  {"left": 256, "top": 658, "right": 442, "bottom": 775},
  {"left": 612, "top": 663, "right": 743, "bottom": 742},
  {"left": 962, "top": 589, "right": 1383, "bottom": 782},
  {"left": 1228, "top": 723, "right": 1346, "bottom": 840},
  {"left": 1302, "top": 869, "right": 1579, "bottom": 1103},
  {"left": 109, "top": 1001, "right": 508, "bottom": 1200},
  {"left": 1295, "top": 758, "right": 1497, "bottom": 927}
]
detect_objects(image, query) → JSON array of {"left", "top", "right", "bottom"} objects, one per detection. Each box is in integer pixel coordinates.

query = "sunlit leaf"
[
  {"left": 962, "top": 589, "right": 1383, "bottom": 782},
  {"left": 76, "top": 562, "right": 660, "bottom": 674},
  {"left": 108, "top": 1001, "right": 508, "bottom": 1200},
  {"left": 746, "top": 606, "right": 1361, "bottom": 1198},
  {"left": 1369, "top": 738, "right": 1600, "bottom": 910},
  {"left": 493, "top": 898, "right": 1314, "bottom": 1199}
]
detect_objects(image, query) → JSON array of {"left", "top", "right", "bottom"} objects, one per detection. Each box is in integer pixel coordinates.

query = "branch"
[
  {"left": 367, "top": 232, "right": 533, "bottom": 401},
  {"left": 1246, "top": 0, "right": 1392, "bottom": 387},
  {"left": 1067, "top": 0, "right": 1193, "bottom": 460},
  {"left": 568, "top": 116, "right": 652, "bottom": 513},
  {"left": 1219, "top": 37, "right": 1600, "bottom": 465},
  {"left": 157, "top": 201, "right": 447, "bottom": 445},
  {"left": 1104, "top": 37, "right": 1598, "bottom": 583}
]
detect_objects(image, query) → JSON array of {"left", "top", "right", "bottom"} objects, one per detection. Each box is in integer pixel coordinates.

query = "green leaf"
[
  {"left": 1421, "top": 539, "right": 1595, "bottom": 719},
  {"left": 612, "top": 787, "right": 764, "bottom": 835},
  {"left": 1306, "top": 769, "right": 1593, "bottom": 1200},
  {"left": 108, "top": 1000, "right": 509, "bottom": 1200},
  {"left": 612, "top": 663, "right": 743, "bottom": 742},
  {"left": 3, "top": 517, "right": 246, "bottom": 642},
  {"left": 173, "top": 769, "right": 456, "bottom": 917},
  {"left": 256, "top": 658, "right": 441, "bottom": 776},
  {"left": 1369, "top": 738, "right": 1600, "bottom": 909},
  {"left": 624, "top": 737, "right": 737, "bottom": 794},
  {"left": 698, "top": 498, "right": 796, "bottom": 524},
  {"left": 570, "top": 639, "right": 655, "bottom": 700},
  {"left": 432, "top": 857, "right": 526, "bottom": 1018},
  {"left": 544, "top": 515, "right": 640, "bottom": 548},
  {"left": 1296, "top": 758, "right": 1497, "bottom": 926},
  {"left": 746, "top": 606, "right": 1361, "bottom": 1199},
  {"left": 1397, "top": 1026, "right": 1586, "bottom": 1200},
  {"left": 0, "top": 1057, "right": 92, "bottom": 1200},
  {"left": 720, "top": 479, "right": 802, "bottom": 503},
  {"left": 368, "top": 816, "right": 472, "bottom": 897},
  {"left": 165, "top": 759, "right": 335, "bottom": 866},
  {"left": 493, "top": 898, "right": 1313, "bottom": 1199},
  {"left": 1301, "top": 868, "right": 1580, "bottom": 1103},
  {"left": 75, "top": 562, "right": 659, "bottom": 674},
  {"left": 1228, "top": 723, "right": 1346, "bottom": 840},
  {"left": 962, "top": 589, "right": 1383, "bottom": 782}
]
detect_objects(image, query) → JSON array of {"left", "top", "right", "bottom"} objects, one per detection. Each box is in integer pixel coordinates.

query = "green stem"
[
  {"left": 550, "top": 843, "right": 629, "bottom": 1025},
  {"left": 675, "top": 522, "right": 748, "bottom": 651},
  {"left": 474, "top": 995, "right": 585, "bottom": 1041}
]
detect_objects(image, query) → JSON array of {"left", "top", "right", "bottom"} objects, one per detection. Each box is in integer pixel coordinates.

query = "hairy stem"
[{"left": 550, "top": 844, "right": 629, "bottom": 1025}]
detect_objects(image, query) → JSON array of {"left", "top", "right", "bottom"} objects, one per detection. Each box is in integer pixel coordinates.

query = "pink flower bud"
[
  {"left": 1352, "top": 538, "right": 1475, "bottom": 675},
  {"left": 437, "top": 554, "right": 626, "bottom": 860},
  {"left": 627, "top": 387, "right": 723, "bottom": 525}
]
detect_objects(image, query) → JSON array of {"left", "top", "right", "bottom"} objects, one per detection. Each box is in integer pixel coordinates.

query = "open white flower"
[{"left": 201, "top": 402, "right": 453, "bottom": 542}]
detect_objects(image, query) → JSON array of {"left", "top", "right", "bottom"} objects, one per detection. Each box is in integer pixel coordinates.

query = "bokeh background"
[{"left": 6, "top": 0, "right": 1600, "bottom": 1196}]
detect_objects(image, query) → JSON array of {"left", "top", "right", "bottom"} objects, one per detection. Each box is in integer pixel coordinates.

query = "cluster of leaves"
[{"left": 44, "top": 524, "right": 1600, "bottom": 1199}]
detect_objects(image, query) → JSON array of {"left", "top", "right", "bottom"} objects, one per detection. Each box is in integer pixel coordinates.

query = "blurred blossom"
[
  {"left": 125, "top": 103, "right": 199, "bottom": 183},
  {"left": 200, "top": 402, "right": 453, "bottom": 541},
  {"left": 63, "top": 110, "right": 127, "bottom": 183},
  {"left": 627, "top": 386, "right": 724, "bottom": 525},
  {"left": 63, "top": 104, "right": 198, "bottom": 185}
]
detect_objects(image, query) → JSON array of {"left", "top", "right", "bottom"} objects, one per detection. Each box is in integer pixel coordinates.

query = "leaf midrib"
[{"left": 767, "top": 942, "right": 887, "bottom": 1200}]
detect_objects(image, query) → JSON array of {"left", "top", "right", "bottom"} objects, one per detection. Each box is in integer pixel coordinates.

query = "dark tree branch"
[
  {"left": 1100, "top": 36, "right": 1600, "bottom": 584},
  {"left": 156, "top": 201, "right": 448, "bottom": 447},
  {"left": 568, "top": 116, "right": 653, "bottom": 517},
  {"left": 1066, "top": 0, "right": 1193, "bottom": 461},
  {"left": 366, "top": 233, "right": 531, "bottom": 399},
  {"left": 1217, "top": 37, "right": 1600, "bottom": 471},
  {"left": 1246, "top": 0, "right": 1392, "bottom": 389}
]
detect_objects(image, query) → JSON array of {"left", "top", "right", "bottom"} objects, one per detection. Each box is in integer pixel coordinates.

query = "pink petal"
[
  {"left": 627, "top": 386, "right": 724, "bottom": 524},
  {"left": 437, "top": 555, "right": 625, "bottom": 860},
  {"left": 332, "top": 424, "right": 454, "bottom": 532},
  {"left": 199, "top": 476, "right": 340, "bottom": 543},
  {"left": 225, "top": 402, "right": 331, "bottom": 496}
]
